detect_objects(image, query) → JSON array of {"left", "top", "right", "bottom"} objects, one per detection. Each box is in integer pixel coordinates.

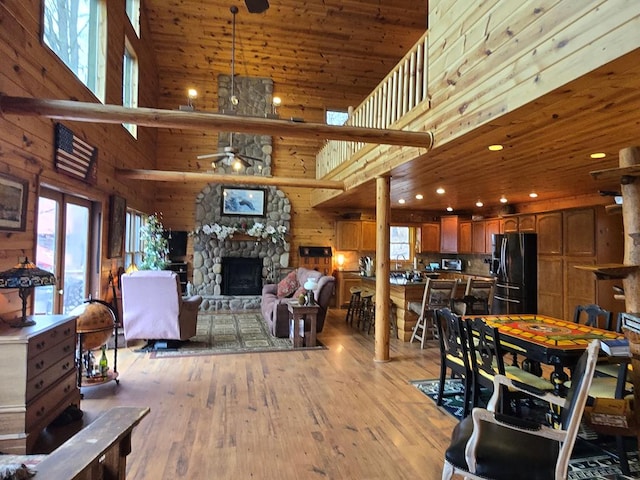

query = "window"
[
  {"left": 326, "top": 110, "right": 349, "bottom": 126},
  {"left": 124, "top": 209, "right": 145, "bottom": 270},
  {"left": 34, "top": 189, "right": 93, "bottom": 315},
  {"left": 125, "top": 0, "right": 140, "bottom": 36},
  {"left": 123, "top": 41, "right": 139, "bottom": 137},
  {"left": 43, "top": 0, "right": 106, "bottom": 101},
  {"left": 390, "top": 226, "right": 411, "bottom": 263}
]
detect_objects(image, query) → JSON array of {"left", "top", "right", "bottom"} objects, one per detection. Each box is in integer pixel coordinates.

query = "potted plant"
[{"left": 138, "top": 213, "right": 169, "bottom": 270}]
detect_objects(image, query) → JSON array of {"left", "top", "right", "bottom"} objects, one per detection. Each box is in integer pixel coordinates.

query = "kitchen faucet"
[{"left": 395, "top": 254, "right": 406, "bottom": 270}]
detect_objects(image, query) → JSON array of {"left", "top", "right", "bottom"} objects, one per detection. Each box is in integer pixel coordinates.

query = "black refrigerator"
[{"left": 490, "top": 233, "right": 537, "bottom": 314}]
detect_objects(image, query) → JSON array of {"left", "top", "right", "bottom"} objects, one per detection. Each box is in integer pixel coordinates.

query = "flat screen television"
[{"left": 164, "top": 230, "right": 188, "bottom": 260}]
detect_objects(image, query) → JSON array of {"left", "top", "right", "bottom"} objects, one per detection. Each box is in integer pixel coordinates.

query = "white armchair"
[{"left": 121, "top": 270, "right": 202, "bottom": 344}]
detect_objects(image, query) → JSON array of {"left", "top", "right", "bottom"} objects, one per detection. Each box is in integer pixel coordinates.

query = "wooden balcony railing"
[{"left": 316, "top": 31, "right": 430, "bottom": 178}]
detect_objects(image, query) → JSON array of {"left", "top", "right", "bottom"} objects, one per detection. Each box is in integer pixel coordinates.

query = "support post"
[{"left": 374, "top": 175, "right": 391, "bottom": 362}]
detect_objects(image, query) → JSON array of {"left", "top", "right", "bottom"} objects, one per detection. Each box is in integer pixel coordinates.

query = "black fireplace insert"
[{"left": 221, "top": 257, "right": 263, "bottom": 295}]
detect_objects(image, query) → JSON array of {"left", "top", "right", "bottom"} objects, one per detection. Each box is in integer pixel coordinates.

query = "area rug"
[
  {"left": 411, "top": 378, "right": 640, "bottom": 480},
  {"left": 148, "top": 312, "right": 325, "bottom": 358}
]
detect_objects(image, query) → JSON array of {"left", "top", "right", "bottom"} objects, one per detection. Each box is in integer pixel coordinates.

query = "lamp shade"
[{"left": 0, "top": 258, "right": 56, "bottom": 289}]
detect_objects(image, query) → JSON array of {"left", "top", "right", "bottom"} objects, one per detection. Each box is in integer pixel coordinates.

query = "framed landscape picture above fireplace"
[{"left": 221, "top": 187, "right": 266, "bottom": 217}]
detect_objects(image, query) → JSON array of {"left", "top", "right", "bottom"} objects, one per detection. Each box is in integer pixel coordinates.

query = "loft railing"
[{"left": 316, "top": 31, "right": 429, "bottom": 178}]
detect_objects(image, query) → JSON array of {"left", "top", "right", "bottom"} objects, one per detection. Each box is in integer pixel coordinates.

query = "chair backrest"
[
  {"left": 556, "top": 340, "right": 600, "bottom": 478},
  {"left": 573, "top": 304, "right": 612, "bottom": 330},
  {"left": 422, "top": 279, "right": 458, "bottom": 314},
  {"left": 464, "top": 278, "right": 496, "bottom": 314},
  {"left": 436, "top": 308, "right": 471, "bottom": 372},
  {"left": 465, "top": 317, "right": 506, "bottom": 387}
]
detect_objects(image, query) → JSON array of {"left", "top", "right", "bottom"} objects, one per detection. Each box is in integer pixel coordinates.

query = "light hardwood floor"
[{"left": 57, "top": 310, "right": 456, "bottom": 479}]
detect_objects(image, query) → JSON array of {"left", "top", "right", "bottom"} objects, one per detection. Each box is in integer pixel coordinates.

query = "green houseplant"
[{"left": 138, "top": 213, "right": 169, "bottom": 270}]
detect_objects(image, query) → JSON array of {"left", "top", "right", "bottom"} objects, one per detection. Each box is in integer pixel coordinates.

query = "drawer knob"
[
  {"left": 35, "top": 360, "right": 45, "bottom": 370},
  {"left": 34, "top": 379, "right": 44, "bottom": 390}
]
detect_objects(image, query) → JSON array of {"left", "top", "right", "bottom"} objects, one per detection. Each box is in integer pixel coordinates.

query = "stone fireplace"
[{"left": 221, "top": 257, "right": 262, "bottom": 295}]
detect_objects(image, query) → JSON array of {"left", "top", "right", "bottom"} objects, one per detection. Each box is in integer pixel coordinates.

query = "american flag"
[{"left": 54, "top": 123, "right": 98, "bottom": 184}]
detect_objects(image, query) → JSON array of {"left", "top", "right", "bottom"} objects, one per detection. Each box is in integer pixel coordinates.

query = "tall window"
[
  {"left": 390, "top": 226, "right": 411, "bottom": 263},
  {"left": 124, "top": 209, "right": 145, "bottom": 270},
  {"left": 123, "top": 41, "right": 139, "bottom": 137},
  {"left": 34, "top": 189, "right": 92, "bottom": 315},
  {"left": 125, "top": 0, "right": 140, "bottom": 36},
  {"left": 43, "top": 0, "right": 106, "bottom": 101},
  {"left": 326, "top": 109, "right": 349, "bottom": 126}
]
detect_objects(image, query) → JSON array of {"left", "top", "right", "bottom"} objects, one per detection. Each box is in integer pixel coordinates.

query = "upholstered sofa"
[{"left": 261, "top": 267, "right": 335, "bottom": 337}]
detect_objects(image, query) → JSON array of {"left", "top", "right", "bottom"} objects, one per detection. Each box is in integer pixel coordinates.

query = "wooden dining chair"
[
  {"left": 573, "top": 304, "right": 613, "bottom": 331},
  {"left": 435, "top": 308, "right": 473, "bottom": 418},
  {"left": 409, "top": 279, "right": 458, "bottom": 348},
  {"left": 442, "top": 340, "right": 601, "bottom": 480}
]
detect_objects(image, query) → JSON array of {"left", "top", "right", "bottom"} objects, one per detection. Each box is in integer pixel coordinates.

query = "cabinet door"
[
  {"left": 484, "top": 219, "right": 501, "bottom": 254},
  {"left": 502, "top": 217, "right": 518, "bottom": 233},
  {"left": 564, "top": 257, "right": 596, "bottom": 320},
  {"left": 471, "top": 221, "right": 485, "bottom": 253},
  {"left": 440, "top": 216, "right": 459, "bottom": 253},
  {"left": 361, "top": 221, "right": 377, "bottom": 251},
  {"left": 458, "top": 221, "right": 472, "bottom": 253},
  {"left": 421, "top": 223, "right": 440, "bottom": 252},
  {"left": 336, "top": 221, "right": 362, "bottom": 250},
  {"left": 537, "top": 256, "right": 563, "bottom": 318},
  {"left": 537, "top": 212, "right": 562, "bottom": 255},
  {"left": 518, "top": 215, "right": 536, "bottom": 232},
  {"left": 564, "top": 208, "right": 595, "bottom": 256}
]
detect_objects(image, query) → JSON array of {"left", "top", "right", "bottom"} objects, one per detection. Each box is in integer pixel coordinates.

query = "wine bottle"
[{"left": 99, "top": 345, "right": 109, "bottom": 378}]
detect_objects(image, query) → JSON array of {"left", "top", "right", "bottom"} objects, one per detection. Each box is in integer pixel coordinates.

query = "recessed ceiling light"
[
  {"left": 476, "top": 201, "right": 484, "bottom": 207},
  {"left": 446, "top": 206, "right": 453, "bottom": 212},
  {"left": 436, "top": 187, "right": 446, "bottom": 195},
  {"left": 415, "top": 194, "right": 424, "bottom": 200},
  {"left": 398, "top": 198, "right": 405, "bottom": 204},
  {"left": 488, "top": 144, "right": 503, "bottom": 151},
  {"left": 529, "top": 192, "right": 538, "bottom": 198},
  {"left": 590, "top": 152, "right": 606, "bottom": 159},
  {"left": 500, "top": 196, "right": 508, "bottom": 204}
]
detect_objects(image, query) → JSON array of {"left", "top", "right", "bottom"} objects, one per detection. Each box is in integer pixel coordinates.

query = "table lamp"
[
  {"left": 0, "top": 258, "right": 56, "bottom": 328},
  {"left": 303, "top": 277, "right": 317, "bottom": 306}
]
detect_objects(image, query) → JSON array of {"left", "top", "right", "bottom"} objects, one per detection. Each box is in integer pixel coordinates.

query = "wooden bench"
[{"left": 32, "top": 406, "right": 149, "bottom": 479}]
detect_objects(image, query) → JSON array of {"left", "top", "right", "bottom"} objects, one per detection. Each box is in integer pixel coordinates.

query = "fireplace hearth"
[{"left": 221, "top": 257, "right": 263, "bottom": 295}]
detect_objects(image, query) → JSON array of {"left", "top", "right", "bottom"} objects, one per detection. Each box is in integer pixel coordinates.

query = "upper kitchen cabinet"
[
  {"left": 503, "top": 215, "right": 536, "bottom": 233},
  {"left": 361, "top": 221, "right": 377, "bottom": 251},
  {"left": 484, "top": 219, "right": 501, "bottom": 254},
  {"left": 471, "top": 221, "right": 485, "bottom": 254},
  {"left": 458, "top": 221, "right": 472, "bottom": 253},
  {"left": 537, "top": 212, "right": 563, "bottom": 255},
  {"left": 564, "top": 208, "right": 595, "bottom": 256},
  {"left": 336, "top": 220, "right": 362, "bottom": 250},
  {"left": 421, "top": 222, "right": 440, "bottom": 253},
  {"left": 502, "top": 217, "right": 519, "bottom": 233},
  {"left": 440, "top": 216, "right": 459, "bottom": 253}
]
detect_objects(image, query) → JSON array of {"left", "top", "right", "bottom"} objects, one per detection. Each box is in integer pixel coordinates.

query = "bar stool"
[
  {"left": 366, "top": 296, "right": 398, "bottom": 337},
  {"left": 345, "top": 286, "right": 362, "bottom": 327},
  {"left": 358, "top": 289, "right": 375, "bottom": 331},
  {"left": 409, "top": 279, "right": 458, "bottom": 348}
]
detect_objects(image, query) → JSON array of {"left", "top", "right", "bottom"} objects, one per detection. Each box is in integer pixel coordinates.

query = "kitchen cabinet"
[
  {"left": 485, "top": 219, "right": 501, "bottom": 254},
  {"left": 421, "top": 222, "right": 440, "bottom": 252},
  {"left": 440, "top": 216, "right": 459, "bottom": 253},
  {"left": 537, "top": 256, "right": 564, "bottom": 318},
  {"left": 361, "top": 221, "right": 377, "bottom": 251},
  {"left": 458, "top": 221, "right": 472, "bottom": 253},
  {"left": 335, "top": 271, "right": 363, "bottom": 308},
  {"left": 564, "top": 208, "right": 595, "bottom": 256},
  {"left": 336, "top": 220, "right": 362, "bottom": 250},
  {"left": 471, "top": 221, "right": 485, "bottom": 253},
  {"left": 502, "top": 217, "right": 519, "bottom": 233},
  {"left": 518, "top": 215, "right": 537, "bottom": 232},
  {"left": 537, "top": 212, "right": 563, "bottom": 255}
]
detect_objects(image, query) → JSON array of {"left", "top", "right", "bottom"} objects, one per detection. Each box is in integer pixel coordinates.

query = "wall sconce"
[
  {"left": 337, "top": 253, "right": 345, "bottom": 270},
  {"left": 266, "top": 96, "right": 282, "bottom": 119},
  {"left": 179, "top": 88, "right": 198, "bottom": 111}
]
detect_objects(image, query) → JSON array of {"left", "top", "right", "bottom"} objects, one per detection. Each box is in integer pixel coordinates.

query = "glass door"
[{"left": 34, "top": 189, "right": 92, "bottom": 314}]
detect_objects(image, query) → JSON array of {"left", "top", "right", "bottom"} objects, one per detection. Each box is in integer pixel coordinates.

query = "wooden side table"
[{"left": 288, "top": 303, "right": 319, "bottom": 347}]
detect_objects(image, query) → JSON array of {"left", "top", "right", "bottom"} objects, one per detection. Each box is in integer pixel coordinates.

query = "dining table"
[{"left": 464, "top": 314, "right": 623, "bottom": 395}]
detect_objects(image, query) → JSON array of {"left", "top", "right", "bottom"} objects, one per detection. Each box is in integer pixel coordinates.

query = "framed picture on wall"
[
  {"left": 108, "top": 194, "right": 126, "bottom": 258},
  {"left": 221, "top": 187, "right": 266, "bottom": 217},
  {"left": 0, "top": 172, "right": 28, "bottom": 232}
]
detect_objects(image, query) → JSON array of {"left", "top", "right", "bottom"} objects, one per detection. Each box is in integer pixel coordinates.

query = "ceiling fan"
[
  {"left": 196, "top": 6, "right": 263, "bottom": 170},
  {"left": 196, "top": 132, "right": 263, "bottom": 170}
]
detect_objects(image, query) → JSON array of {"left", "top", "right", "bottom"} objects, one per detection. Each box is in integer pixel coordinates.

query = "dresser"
[{"left": 0, "top": 315, "right": 80, "bottom": 453}]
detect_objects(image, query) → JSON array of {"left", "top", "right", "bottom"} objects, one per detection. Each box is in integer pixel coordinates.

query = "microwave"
[{"left": 441, "top": 258, "right": 463, "bottom": 271}]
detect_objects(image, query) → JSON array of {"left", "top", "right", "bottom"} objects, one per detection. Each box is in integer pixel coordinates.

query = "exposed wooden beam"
[
  {"left": 115, "top": 169, "right": 345, "bottom": 189},
  {"left": 0, "top": 96, "right": 434, "bottom": 148}
]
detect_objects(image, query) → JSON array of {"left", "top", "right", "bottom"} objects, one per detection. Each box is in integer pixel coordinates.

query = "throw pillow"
[{"left": 277, "top": 271, "right": 299, "bottom": 298}]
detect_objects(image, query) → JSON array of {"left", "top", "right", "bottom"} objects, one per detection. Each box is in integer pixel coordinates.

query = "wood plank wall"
[{"left": 0, "top": 1, "right": 159, "bottom": 320}]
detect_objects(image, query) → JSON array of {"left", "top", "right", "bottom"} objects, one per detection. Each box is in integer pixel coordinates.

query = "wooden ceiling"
[{"left": 142, "top": 0, "right": 639, "bottom": 213}]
